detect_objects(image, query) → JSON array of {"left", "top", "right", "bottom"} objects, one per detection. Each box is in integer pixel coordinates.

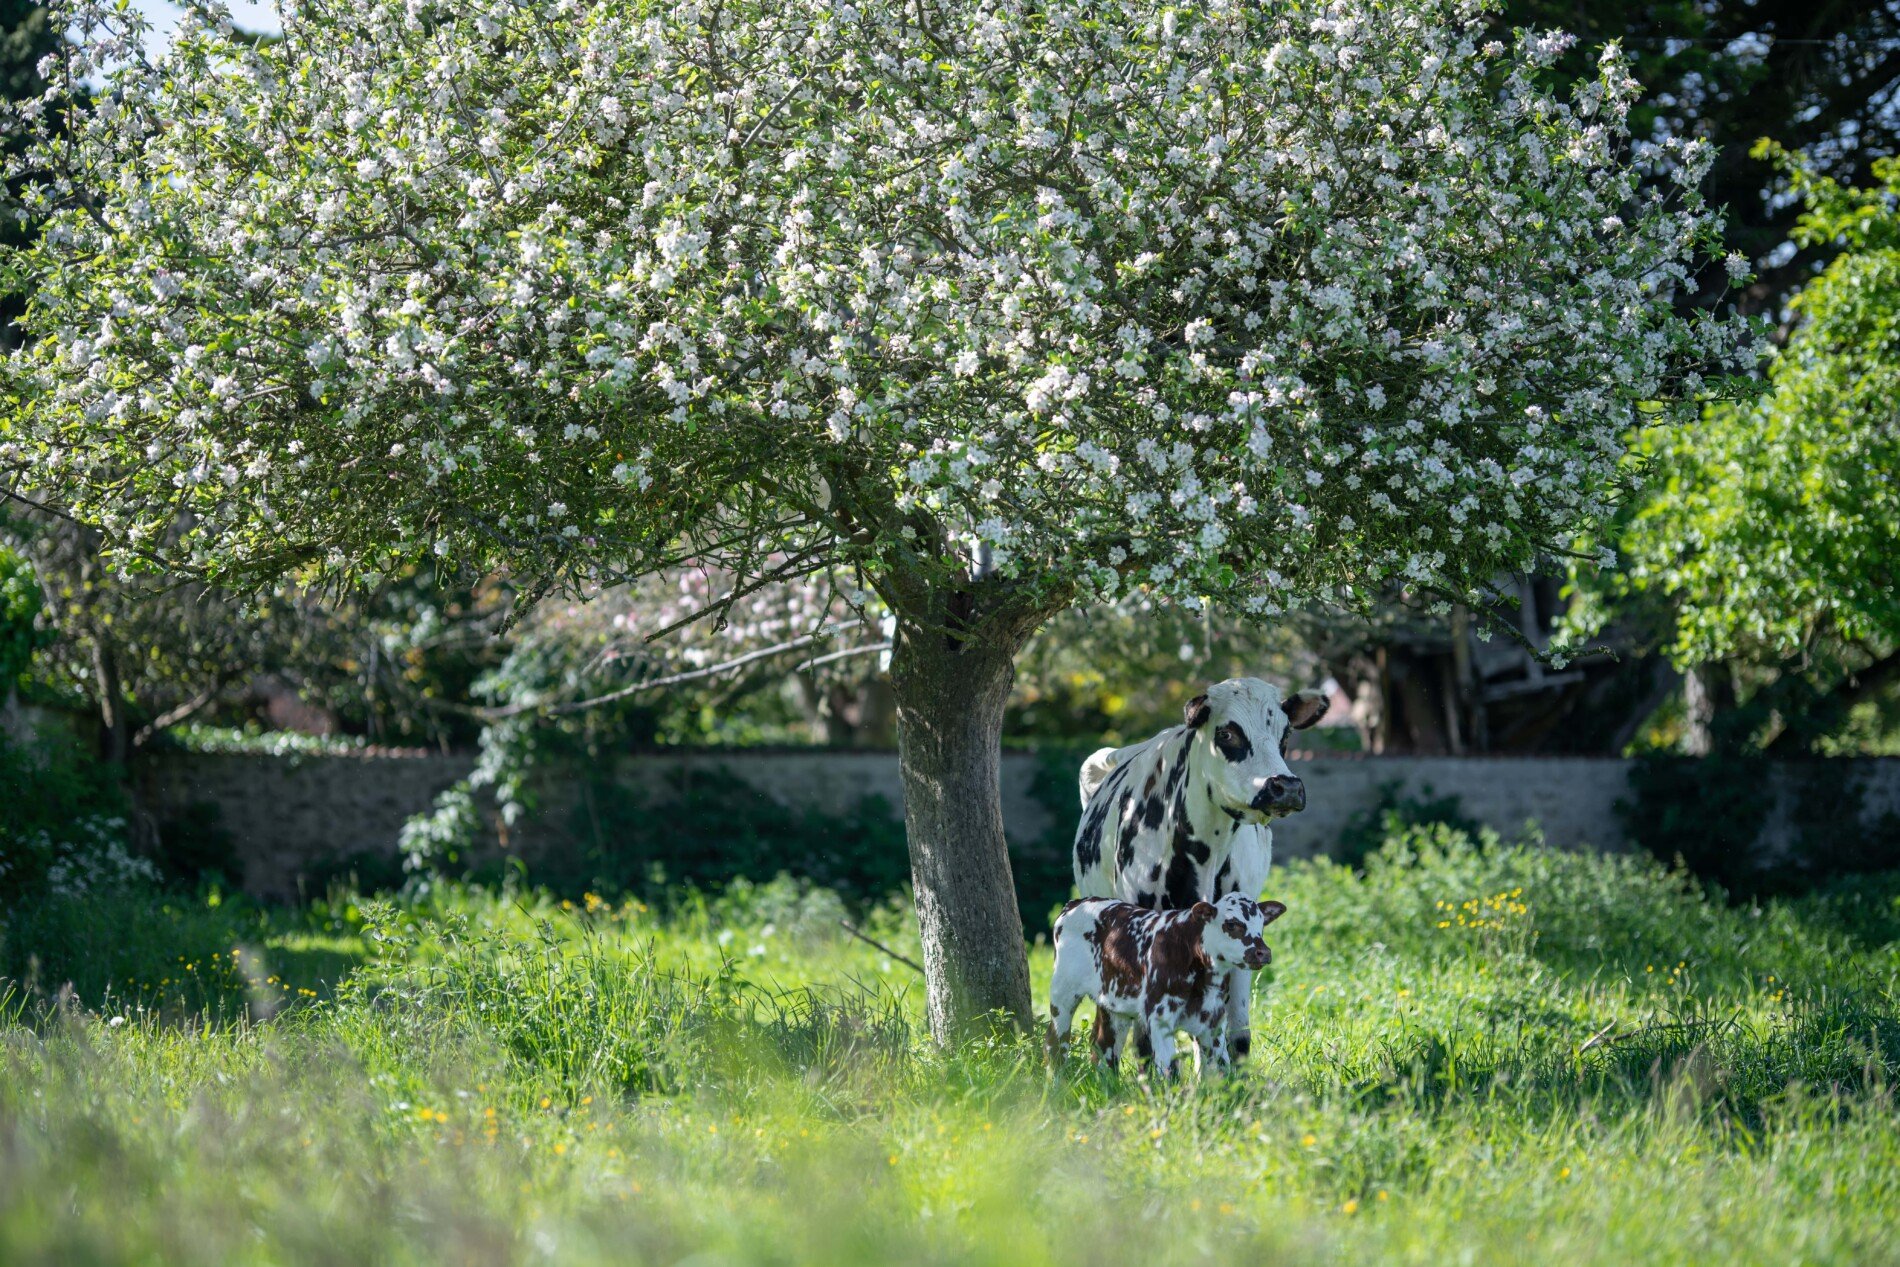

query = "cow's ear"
[
  {"left": 1284, "top": 690, "right": 1330, "bottom": 730},
  {"left": 1189, "top": 901, "right": 1217, "bottom": 924},
  {"left": 1257, "top": 900, "right": 1287, "bottom": 925},
  {"left": 1184, "top": 693, "right": 1212, "bottom": 729}
]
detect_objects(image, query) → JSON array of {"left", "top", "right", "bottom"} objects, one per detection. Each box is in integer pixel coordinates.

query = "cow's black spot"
[
  {"left": 1074, "top": 799, "right": 1108, "bottom": 871},
  {"left": 1149, "top": 862, "right": 1162, "bottom": 881},
  {"left": 1163, "top": 845, "right": 1201, "bottom": 909},
  {"left": 1164, "top": 741, "right": 1190, "bottom": 796},
  {"left": 1215, "top": 723, "right": 1252, "bottom": 763},
  {"left": 1212, "top": 858, "right": 1234, "bottom": 896},
  {"left": 1116, "top": 790, "right": 1137, "bottom": 873},
  {"left": 1141, "top": 794, "right": 1165, "bottom": 830},
  {"left": 1135, "top": 890, "right": 1156, "bottom": 909}
]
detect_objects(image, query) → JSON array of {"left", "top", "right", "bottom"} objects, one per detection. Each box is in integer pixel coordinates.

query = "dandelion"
[
  {"left": 1302, "top": 1133, "right": 1318, "bottom": 1148},
  {"left": 1342, "top": 1199, "right": 1360, "bottom": 1215}
]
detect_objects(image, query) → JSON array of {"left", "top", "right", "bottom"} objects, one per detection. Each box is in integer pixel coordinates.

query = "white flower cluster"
[
  {"left": 28, "top": 818, "right": 159, "bottom": 898},
  {"left": 7, "top": 0, "right": 1755, "bottom": 617}
]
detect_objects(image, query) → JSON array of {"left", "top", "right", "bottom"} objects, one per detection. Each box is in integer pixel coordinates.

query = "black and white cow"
[{"left": 1071, "top": 677, "right": 1328, "bottom": 1060}]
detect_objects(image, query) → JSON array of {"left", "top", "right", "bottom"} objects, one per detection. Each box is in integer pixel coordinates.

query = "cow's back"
[{"left": 1071, "top": 726, "right": 1271, "bottom": 909}]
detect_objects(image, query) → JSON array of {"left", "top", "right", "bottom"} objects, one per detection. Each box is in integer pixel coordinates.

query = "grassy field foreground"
[{"left": 3, "top": 828, "right": 1899, "bottom": 1265}]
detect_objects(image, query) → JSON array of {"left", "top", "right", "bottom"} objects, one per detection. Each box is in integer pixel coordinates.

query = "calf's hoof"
[{"left": 1229, "top": 1032, "right": 1252, "bottom": 1060}]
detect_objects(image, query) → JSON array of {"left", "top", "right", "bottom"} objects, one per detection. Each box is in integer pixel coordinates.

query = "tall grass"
[{"left": 3, "top": 827, "right": 1898, "bottom": 1265}]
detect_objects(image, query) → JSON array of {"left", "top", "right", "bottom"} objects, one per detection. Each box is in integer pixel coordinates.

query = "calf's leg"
[
  {"left": 1091, "top": 1006, "right": 1122, "bottom": 1069},
  {"left": 1046, "top": 989, "right": 1085, "bottom": 1065},
  {"left": 1147, "top": 1024, "right": 1179, "bottom": 1080}
]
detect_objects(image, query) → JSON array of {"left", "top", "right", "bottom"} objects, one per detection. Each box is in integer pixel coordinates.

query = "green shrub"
[
  {"left": 0, "top": 729, "right": 140, "bottom": 903},
  {"left": 539, "top": 767, "right": 914, "bottom": 911},
  {"left": 1621, "top": 753, "right": 1900, "bottom": 898},
  {"left": 0, "top": 545, "right": 44, "bottom": 691},
  {"left": 1334, "top": 780, "right": 1481, "bottom": 870}
]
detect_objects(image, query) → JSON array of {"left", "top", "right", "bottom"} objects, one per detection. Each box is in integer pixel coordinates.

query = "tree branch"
[{"left": 482, "top": 636, "right": 892, "bottom": 720}]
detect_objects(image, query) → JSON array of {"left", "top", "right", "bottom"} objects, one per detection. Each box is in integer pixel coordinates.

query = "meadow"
[{"left": 4, "top": 826, "right": 1899, "bottom": 1266}]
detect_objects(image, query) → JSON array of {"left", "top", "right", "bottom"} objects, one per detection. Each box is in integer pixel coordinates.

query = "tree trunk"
[
  {"left": 90, "top": 630, "right": 130, "bottom": 767},
  {"left": 1682, "top": 664, "right": 1734, "bottom": 757},
  {"left": 888, "top": 623, "right": 1035, "bottom": 1045}
]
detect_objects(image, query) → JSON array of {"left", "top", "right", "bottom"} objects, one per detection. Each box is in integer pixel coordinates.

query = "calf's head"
[
  {"left": 1182, "top": 677, "right": 1329, "bottom": 823},
  {"left": 1195, "top": 893, "right": 1286, "bottom": 969}
]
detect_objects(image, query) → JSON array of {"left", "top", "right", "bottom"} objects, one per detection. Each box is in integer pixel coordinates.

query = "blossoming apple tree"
[{"left": 2, "top": 0, "right": 1753, "bottom": 1038}]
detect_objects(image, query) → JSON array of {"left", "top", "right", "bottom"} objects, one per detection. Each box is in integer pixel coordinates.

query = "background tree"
[
  {"left": 0, "top": 0, "right": 54, "bottom": 350},
  {"left": 3, "top": 0, "right": 1751, "bottom": 1038},
  {"left": 1, "top": 504, "right": 519, "bottom": 762},
  {"left": 1505, "top": 0, "right": 1900, "bottom": 311},
  {"left": 1569, "top": 147, "right": 1900, "bottom": 757}
]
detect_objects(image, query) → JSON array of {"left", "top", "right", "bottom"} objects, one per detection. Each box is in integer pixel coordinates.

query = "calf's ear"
[
  {"left": 1257, "top": 900, "right": 1287, "bottom": 924},
  {"left": 1189, "top": 901, "right": 1217, "bottom": 923},
  {"left": 1284, "top": 690, "right": 1330, "bottom": 730},
  {"left": 1184, "top": 693, "right": 1212, "bottom": 729}
]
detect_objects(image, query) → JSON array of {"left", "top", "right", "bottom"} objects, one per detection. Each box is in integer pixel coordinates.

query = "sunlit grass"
[{"left": 3, "top": 827, "right": 1898, "bottom": 1265}]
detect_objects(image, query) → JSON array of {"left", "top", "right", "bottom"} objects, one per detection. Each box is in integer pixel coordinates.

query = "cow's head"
[
  {"left": 1197, "top": 893, "right": 1286, "bottom": 970},
  {"left": 1183, "top": 677, "right": 1329, "bottom": 823}
]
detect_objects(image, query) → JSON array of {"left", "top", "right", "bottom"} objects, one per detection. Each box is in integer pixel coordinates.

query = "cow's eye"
[{"left": 1214, "top": 724, "right": 1251, "bottom": 760}]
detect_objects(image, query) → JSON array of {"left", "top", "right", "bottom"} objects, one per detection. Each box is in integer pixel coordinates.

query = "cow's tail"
[{"left": 1078, "top": 747, "right": 1120, "bottom": 808}]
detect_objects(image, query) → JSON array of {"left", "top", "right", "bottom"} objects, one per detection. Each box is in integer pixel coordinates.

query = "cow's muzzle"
[{"left": 1250, "top": 775, "right": 1306, "bottom": 816}]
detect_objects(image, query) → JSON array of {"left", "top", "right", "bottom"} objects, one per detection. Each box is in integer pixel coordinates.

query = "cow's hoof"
[{"left": 1229, "top": 1033, "right": 1252, "bottom": 1060}]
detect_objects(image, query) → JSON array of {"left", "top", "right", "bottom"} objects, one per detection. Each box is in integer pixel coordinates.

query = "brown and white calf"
[
  {"left": 1072, "top": 677, "right": 1327, "bottom": 1061},
  {"left": 1047, "top": 892, "right": 1286, "bottom": 1078}
]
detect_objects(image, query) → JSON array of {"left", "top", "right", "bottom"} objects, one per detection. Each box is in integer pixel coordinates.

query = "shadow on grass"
[{"left": 1, "top": 885, "right": 366, "bottom": 1023}]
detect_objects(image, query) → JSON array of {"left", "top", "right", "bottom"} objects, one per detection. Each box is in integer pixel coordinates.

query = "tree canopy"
[
  {"left": 5, "top": 0, "right": 1747, "bottom": 626},
  {"left": 1584, "top": 148, "right": 1900, "bottom": 668}
]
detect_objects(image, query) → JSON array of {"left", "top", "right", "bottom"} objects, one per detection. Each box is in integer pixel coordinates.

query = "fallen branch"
[
  {"left": 838, "top": 921, "right": 924, "bottom": 975},
  {"left": 1579, "top": 1019, "right": 1619, "bottom": 1054}
]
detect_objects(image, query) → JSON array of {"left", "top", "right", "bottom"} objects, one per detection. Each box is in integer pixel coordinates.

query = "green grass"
[{"left": 4, "top": 826, "right": 1900, "bottom": 1265}]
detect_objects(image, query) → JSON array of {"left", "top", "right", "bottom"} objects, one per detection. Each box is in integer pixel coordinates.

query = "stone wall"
[{"left": 136, "top": 748, "right": 1900, "bottom": 899}]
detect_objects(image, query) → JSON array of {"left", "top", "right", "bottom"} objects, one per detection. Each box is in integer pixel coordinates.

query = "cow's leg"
[
  {"left": 1225, "top": 968, "right": 1254, "bottom": 1061},
  {"left": 1222, "top": 832, "right": 1272, "bottom": 1061}
]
